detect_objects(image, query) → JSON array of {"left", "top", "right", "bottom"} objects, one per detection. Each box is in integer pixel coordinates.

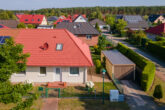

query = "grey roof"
[
  {"left": 56, "top": 22, "right": 99, "bottom": 35},
  {"left": 102, "top": 50, "right": 135, "bottom": 65},
  {"left": 47, "top": 16, "right": 59, "bottom": 21},
  {"left": 90, "top": 19, "right": 106, "bottom": 25},
  {"left": 123, "top": 15, "right": 148, "bottom": 29},
  {"left": 0, "top": 20, "right": 19, "bottom": 28},
  {"left": 37, "top": 25, "right": 53, "bottom": 28}
]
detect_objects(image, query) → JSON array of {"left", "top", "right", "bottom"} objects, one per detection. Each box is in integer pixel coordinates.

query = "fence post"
[
  {"left": 58, "top": 88, "right": 61, "bottom": 98},
  {"left": 45, "top": 88, "right": 48, "bottom": 98}
]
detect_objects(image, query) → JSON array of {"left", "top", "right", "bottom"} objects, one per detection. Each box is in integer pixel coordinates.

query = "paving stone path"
[{"left": 41, "top": 98, "right": 58, "bottom": 110}]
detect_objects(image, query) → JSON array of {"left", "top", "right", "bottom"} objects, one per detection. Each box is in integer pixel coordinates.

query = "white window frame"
[
  {"left": 69, "top": 67, "right": 79, "bottom": 76},
  {"left": 39, "top": 67, "right": 47, "bottom": 77},
  {"left": 56, "top": 43, "right": 63, "bottom": 51}
]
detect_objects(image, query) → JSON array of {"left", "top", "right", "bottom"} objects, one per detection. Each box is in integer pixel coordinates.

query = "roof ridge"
[{"left": 64, "top": 29, "right": 93, "bottom": 66}]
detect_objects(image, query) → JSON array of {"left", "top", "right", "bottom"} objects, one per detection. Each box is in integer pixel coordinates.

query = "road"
[{"left": 105, "top": 33, "right": 165, "bottom": 81}]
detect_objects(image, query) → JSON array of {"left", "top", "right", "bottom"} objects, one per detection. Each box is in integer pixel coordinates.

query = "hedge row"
[
  {"left": 147, "top": 41, "right": 165, "bottom": 61},
  {"left": 117, "top": 43, "right": 155, "bottom": 91}
]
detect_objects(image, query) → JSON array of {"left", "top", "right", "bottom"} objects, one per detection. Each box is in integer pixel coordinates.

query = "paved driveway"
[{"left": 121, "top": 80, "right": 165, "bottom": 110}]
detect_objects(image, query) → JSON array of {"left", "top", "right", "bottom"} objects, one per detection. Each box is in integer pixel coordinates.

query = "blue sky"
[{"left": 0, "top": 0, "right": 165, "bottom": 10}]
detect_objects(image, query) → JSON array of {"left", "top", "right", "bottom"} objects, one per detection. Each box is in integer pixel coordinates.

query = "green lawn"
[
  {"left": 60, "top": 82, "right": 116, "bottom": 97},
  {"left": 147, "top": 76, "right": 165, "bottom": 104},
  {"left": 58, "top": 99, "right": 130, "bottom": 110}
]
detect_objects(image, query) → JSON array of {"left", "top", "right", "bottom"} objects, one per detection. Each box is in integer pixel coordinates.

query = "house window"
[
  {"left": 56, "top": 68, "right": 60, "bottom": 74},
  {"left": 56, "top": 44, "right": 63, "bottom": 51},
  {"left": 40, "top": 67, "right": 46, "bottom": 75},
  {"left": 32, "top": 19, "right": 34, "bottom": 21},
  {"left": 38, "top": 19, "right": 40, "bottom": 21},
  {"left": 25, "top": 19, "right": 28, "bottom": 21},
  {"left": 86, "top": 35, "right": 92, "bottom": 39},
  {"left": 70, "top": 67, "right": 79, "bottom": 75}
]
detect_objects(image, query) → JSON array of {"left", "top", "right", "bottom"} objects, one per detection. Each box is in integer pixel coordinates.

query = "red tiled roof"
[
  {"left": 146, "top": 23, "right": 165, "bottom": 36},
  {"left": 54, "top": 18, "right": 72, "bottom": 24},
  {"left": 0, "top": 29, "right": 93, "bottom": 67},
  {"left": 19, "top": 14, "right": 45, "bottom": 24},
  {"left": 16, "top": 14, "right": 23, "bottom": 19},
  {"left": 0, "top": 24, "right": 9, "bottom": 29}
]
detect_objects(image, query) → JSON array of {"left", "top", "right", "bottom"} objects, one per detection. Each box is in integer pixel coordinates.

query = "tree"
[
  {"left": 116, "top": 19, "right": 127, "bottom": 35},
  {"left": 27, "top": 24, "right": 34, "bottom": 29},
  {"left": 105, "top": 14, "right": 116, "bottom": 33},
  {"left": 17, "top": 23, "right": 26, "bottom": 28},
  {"left": 153, "top": 84, "right": 163, "bottom": 100},
  {"left": 0, "top": 38, "right": 30, "bottom": 82},
  {"left": 95, "top": 22, "right": 101, "bottom": 33}
]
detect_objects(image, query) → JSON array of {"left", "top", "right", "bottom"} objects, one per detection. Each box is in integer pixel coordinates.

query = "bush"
[
  {"left": 153, "top": 84, "right": 163, "bottom": 100},
  {"left": 0, "top": 82, "right": 33, "bottom": 104},
  {"left": 17, "top": 23, "right": 26, "bottom": 28},
  {"left": 95, "top": 59, "right": 102, "bottom": 74},
  {"left": 155, "top": 36, "right": 165, "bottom": 41},
  {"left": 117, "top": 43, "right": 155, "bottom": 91},
  {"left": 147, "top": 41, "right": 165, "bottom": 61},
  {"left": 12, "top": 93, "right": 39, "bottom": 110}
]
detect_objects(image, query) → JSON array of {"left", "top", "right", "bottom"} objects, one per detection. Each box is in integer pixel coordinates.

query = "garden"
[{"left": 58, "top": 99, "right": 130, "bottom": 110}]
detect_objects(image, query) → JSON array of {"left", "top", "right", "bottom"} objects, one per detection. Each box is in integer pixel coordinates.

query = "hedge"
[
  {"left": 117, "top": 43, "right": 155, "bottom": 91},
  {"left": 147, "top": 41, "right": 165, "bottom": 61}
]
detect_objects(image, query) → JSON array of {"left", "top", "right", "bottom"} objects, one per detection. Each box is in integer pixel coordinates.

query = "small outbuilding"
[{"left": 101, "top": 50, "right": 135, "bottom": 80}]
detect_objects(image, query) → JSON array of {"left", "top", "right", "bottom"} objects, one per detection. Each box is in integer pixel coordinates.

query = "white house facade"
[
  {"left": 74, "top": 15, "right": 87, "bottom": 22},
  {"left": 10, "top": 66, "right": 87, "bottom": 83}
]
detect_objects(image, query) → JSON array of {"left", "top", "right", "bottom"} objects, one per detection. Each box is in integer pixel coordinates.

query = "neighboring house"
[
  {"left": 148, "top": 15, "right": 165, "bottom": 24},
  {"left": 56, "top": 22, "right": 100, "bottom": 46},
  {"left": 0, "top": 24, "right": 9, "bottom": 29},
  {"left": 18, "top": 14, "right": 47, "bottom": 25},
  {"left": 123, "top": 15, "right": 149, "bottom": 30},
  {"left": 47, "top": 16, "right": 59, "bottom": 24},
  {"left": 0, "top": 29, "right": 93, "bottom": 83},
  {"left": 0, "top": 20, "right": 19, "bottom": 28},
  {"left": 101, "top": 50, "right": 136, "bottom": 80},
  {"left": 116, "top": 15, "right": 123, "bottom": 20},
  {"left": 146, "top": 23, "right": 165, "bottom": 40},
  {"left": 89, "top": 19, "right": 110, "bottom": 32},
  {"left": 37, "top": 25, "right": 54, "bottom": 29},
  {"left": 72, "top": 15, "right": 87, "bottom": 22},
  {"left": 54, "top": 18, "right": 72, "bottom": 25}
]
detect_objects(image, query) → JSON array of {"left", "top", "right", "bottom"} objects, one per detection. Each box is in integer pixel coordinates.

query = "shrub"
[
  {"left": 147, "top": 41, "right": 165, "bottom": 61},
  {"left": 155, "top": 36, "right": 165, "bottom": 41},
  {"left": 153, "top": 84, "right": 163, "bottom": 100},
  {"left": 17, "top": 23, "right": 26, "bottom": 28},
  {"left": 12, "top": 93, "right": 39, "bottom": 110},
  {"left": 95, "top": 59, "right": 102, "bottom": 74},
  {"left": 117, "top": 43, "right": 155, "bottom": 91}
]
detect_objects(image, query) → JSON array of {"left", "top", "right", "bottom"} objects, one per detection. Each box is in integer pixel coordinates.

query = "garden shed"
[{"left": 101, "top": 50, "right": 136, "bottom": 80}]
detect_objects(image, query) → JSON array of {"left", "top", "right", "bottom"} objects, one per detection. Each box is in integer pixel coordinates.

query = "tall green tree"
[
  {"left": 0, "top": 38, "right": 30, "bottom": 82},
  {"left": 116, "top": 19, "right": 127, "bottom": 34},
  {"left": 105, "top": 14, "right": 116, "bottom": 32},
  {"left": 95, "top": 22, "right": 101, "bottom": 33}
]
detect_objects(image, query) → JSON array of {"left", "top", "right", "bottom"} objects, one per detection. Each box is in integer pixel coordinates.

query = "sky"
[{"left": 0, "top": 0, "right": 165, "bottom": 10}]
